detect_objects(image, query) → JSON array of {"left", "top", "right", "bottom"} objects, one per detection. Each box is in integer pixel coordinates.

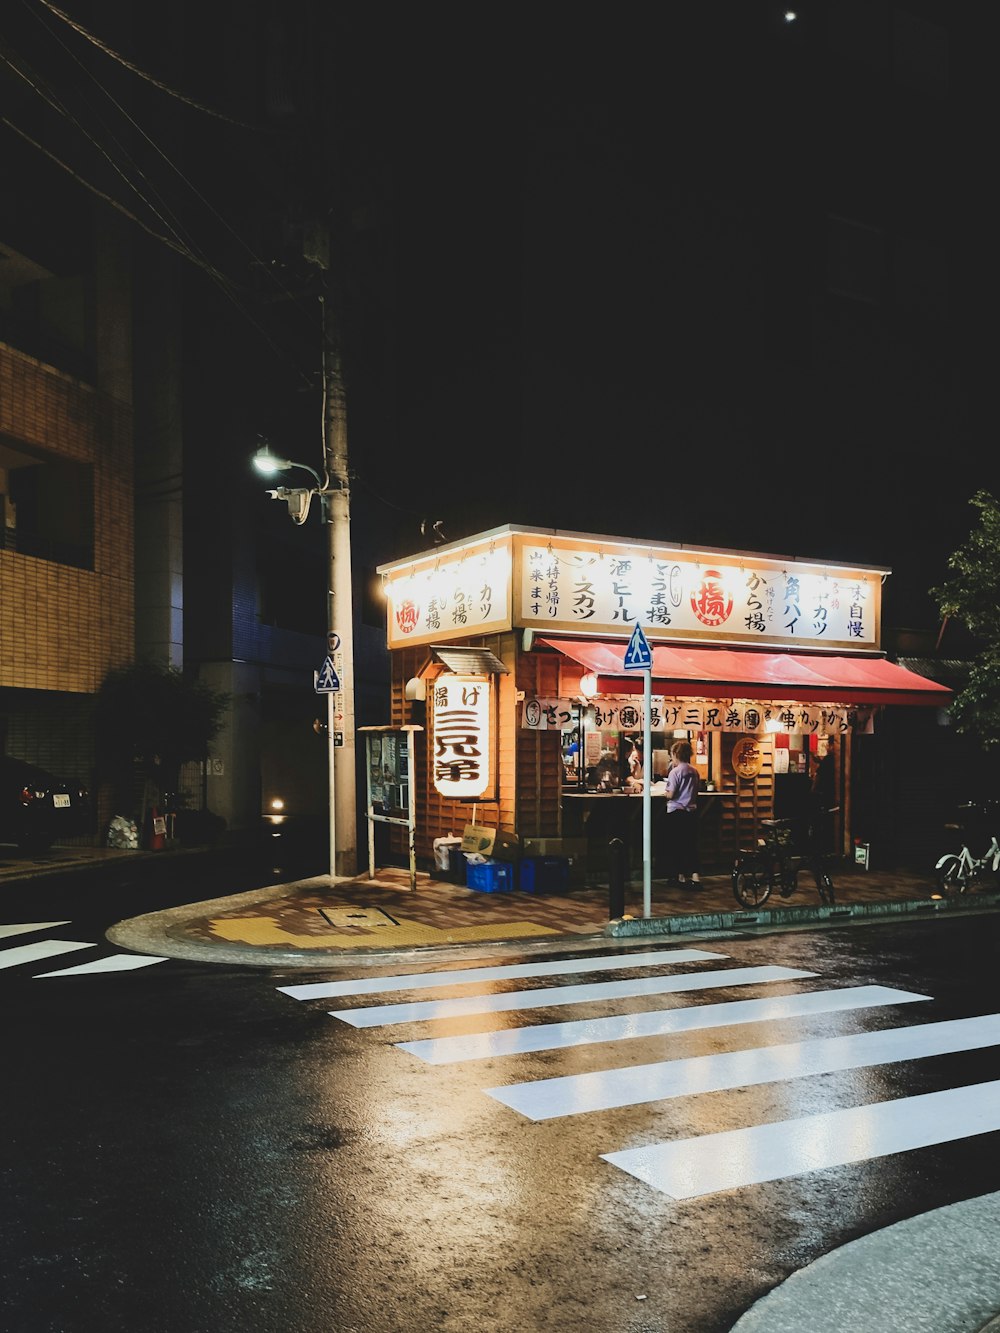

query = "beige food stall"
[{"left": 376, "top": 526, "right": 951, "bottom": 884}]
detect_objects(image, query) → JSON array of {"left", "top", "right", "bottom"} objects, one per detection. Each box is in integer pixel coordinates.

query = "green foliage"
[
  {"left": 95, "top": 661, "right": 229, "bottom": 784},
  {"left": 931, "top": 491, "right": 1000, "bottom": 751}
]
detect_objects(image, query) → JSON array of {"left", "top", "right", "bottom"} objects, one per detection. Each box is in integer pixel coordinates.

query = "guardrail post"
[{"left": 608, "top": 837, "right": 626, "bottom": 919}]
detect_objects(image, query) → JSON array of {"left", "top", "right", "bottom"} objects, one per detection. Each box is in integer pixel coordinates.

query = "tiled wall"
[{"left": 0, "top": 343, "right": 134, "bottom": 693}]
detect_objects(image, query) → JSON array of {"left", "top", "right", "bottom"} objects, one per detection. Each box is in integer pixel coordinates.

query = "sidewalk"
[{"left": 100, "top": 850, "right": 1000, "bottom": 970}]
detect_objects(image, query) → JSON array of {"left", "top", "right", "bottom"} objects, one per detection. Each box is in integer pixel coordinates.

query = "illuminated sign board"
[
  {"left": 379, "top": 527, "right": 886, "bottom": 652},
  {"left": 432, "top": 675, "right": 492, "bottom": 798},
  {"left": 515, "top": 539, "right": 880, "bottom": 649}
]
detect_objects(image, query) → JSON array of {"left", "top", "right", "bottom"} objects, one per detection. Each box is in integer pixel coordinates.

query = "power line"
[
  {"left": 0, "top": 112, "right": 240, "bottom": 289},
  {"left": 28, "top": 0, "right": 262, "bottom": 129},
  {"left": 19, "top": 0, "right": 312, "bottom": 316}
]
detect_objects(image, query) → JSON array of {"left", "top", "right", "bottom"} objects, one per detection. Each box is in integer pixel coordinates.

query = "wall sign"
[
  {"left": 521, "top": 697, "right": 857, "bottom": 736},
  {"left": 732, "top": 737, "right": 765, "bottom": 779},
  {"left": 518, "top": 538, "right": 879, "bottom": 649},
  {"left": 378, "top": 527, "right": 887, "bottom": 651},
  {"left": 432, "top": 674, "right": 492, "bottom": 798}
]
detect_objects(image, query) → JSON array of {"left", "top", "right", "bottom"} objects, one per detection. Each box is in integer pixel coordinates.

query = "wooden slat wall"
[
  {"left": 387, "top": 634, "right": 519, "bottom": 865},
  {"left": 514, "top": 643, "right": 563, "bottom": 840},
  {"left": 717, "top": 733, "right": 775, "bottom": 862}
]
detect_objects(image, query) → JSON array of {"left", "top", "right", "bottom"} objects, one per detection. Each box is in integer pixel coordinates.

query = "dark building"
[{"left": 1, "top": 3, "right": 992, "bottom": 867}]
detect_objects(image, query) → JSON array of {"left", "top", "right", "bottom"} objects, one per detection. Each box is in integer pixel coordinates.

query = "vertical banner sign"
[{"left": 432, "top": 675, "right": 491, "bottom": 798}]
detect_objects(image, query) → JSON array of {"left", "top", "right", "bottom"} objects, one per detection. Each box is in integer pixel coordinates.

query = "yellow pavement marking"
[{"left": 204, "top": 915, "right": 559, "bottom": 949}]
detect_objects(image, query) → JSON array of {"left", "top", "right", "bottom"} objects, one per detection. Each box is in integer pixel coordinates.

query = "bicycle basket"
[{"left": 763, "top": 822, "right": 794, "bottom": 848}]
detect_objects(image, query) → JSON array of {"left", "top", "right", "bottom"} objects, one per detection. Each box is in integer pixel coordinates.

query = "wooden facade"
[{"left": 386, "top": 635, "right": 849, "bottom": 875}]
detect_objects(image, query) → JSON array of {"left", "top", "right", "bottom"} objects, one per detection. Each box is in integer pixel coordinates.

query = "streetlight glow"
[
  {"left": 253, "top": 443, "right": 294, "bottom": 474},
  {"left": 253, "top": 440, "right": 322, "bottom": 488}
]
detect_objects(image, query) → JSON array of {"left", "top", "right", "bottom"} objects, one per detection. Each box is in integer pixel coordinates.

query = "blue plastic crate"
[
  {"left": 465, "top": 857, "right": 516, "bottom": 893},
  {"left": 519, "top": 856, "right": 569, "bottom": 894}
]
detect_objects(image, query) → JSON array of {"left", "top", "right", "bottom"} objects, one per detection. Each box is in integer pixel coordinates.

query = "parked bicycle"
[
  {"left": 935, "top": 801, "right": 1000, "bottom": 895},
  {"left": 732, "top": 810, "right": 838, "bottom": 909}
]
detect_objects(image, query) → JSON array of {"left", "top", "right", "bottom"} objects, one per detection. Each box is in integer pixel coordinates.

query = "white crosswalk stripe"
[
  {"left": 485, "top": 1013, "right": 1000, "bottom": 1120},
  {"left": 329, "top": 965, "right": 816, "bottom": 1027},
  {"left": 0, "top": 921, "right": 168, "bottom": 976},
  {"left": 0, "top": 922, "right": 71, "bottom": 940},
  {"left": 0, "top": 939, "right": 95, "bottom": 970},
  {"left": 281, "top": 944, "right": 1000, "bottom": 1197},
  {"left": 397, "top": 985, "right": 930, "bottom": 1065},
  {"left": 602, "top": 1081, "right": 1000, "bottom": 1199},
  {"left": 278, "top": 947, "right": 727, "bottom": 1000},
  {"left": 34, "top": 954, "right": 168, "bottom": 976}
]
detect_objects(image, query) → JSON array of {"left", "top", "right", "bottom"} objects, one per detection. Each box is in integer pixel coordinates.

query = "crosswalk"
[
  {"left": 278, "top": 945, "right": 1000, "bottom": 1199},
  {"left": 0, "top": 921, "right": 168, "bottom": 976}
]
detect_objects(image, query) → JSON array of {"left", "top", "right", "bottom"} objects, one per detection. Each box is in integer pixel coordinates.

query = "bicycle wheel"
[
  {"left": 733, "top": 858, "right": 772, "bottom": 908},
  {"left": 936, "top": 855, "right": 970, "bottom": 896}
]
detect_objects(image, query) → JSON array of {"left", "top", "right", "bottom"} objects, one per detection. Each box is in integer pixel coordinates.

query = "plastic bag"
[{"left": 106, "top": 815, "right": 139, "bottom": 849}]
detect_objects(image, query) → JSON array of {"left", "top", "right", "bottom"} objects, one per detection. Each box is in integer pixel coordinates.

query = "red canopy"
[{"left": 537, "top": 638, "right": 952, "bottom": 707}]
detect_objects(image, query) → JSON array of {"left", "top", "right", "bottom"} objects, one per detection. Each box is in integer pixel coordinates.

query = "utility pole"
[{"left": 321, "top": 272, "right": 357, "bottom": 878}]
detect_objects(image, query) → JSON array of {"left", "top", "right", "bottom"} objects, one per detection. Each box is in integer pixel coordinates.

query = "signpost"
[
  {"left": 623, "top": 624, "right": 654, "bottom": 919},
  {"left": 315, "top": 633, "right": 342, "bottom": 879}
]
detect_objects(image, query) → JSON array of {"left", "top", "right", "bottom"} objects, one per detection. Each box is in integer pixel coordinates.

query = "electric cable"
[{"left": 28, "top": 0, "right": 262, "bottom": 129}]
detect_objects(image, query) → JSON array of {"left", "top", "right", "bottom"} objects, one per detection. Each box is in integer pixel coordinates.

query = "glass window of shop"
[{"left": 561, "top": 718, "right": 717, "bottom": 794}]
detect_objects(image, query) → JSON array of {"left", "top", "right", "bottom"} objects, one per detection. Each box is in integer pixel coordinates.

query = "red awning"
[{"left": 536, "top": 638, "right": 952, "bottom": 707}]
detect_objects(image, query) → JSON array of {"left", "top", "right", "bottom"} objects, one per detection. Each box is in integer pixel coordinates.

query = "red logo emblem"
[
  {"left": 395, "top": 599, "right": 419, "bottom": 635},
  {"left": 691, "top": 569, "right": 732, "bottom": 627}
]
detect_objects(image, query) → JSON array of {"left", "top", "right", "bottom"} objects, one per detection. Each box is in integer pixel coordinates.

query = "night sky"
[
  {"left": 3, "top": 2, "right": 995, "bottom": 640},
  {"left": 324, "top": 4, "right": 996, "bottom": 639}
]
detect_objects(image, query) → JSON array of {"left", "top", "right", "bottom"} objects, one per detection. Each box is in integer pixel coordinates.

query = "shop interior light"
[
  {"left": 764, "top": 717, "right": 783, "bottom": 733},
  {"left": 579, "top": 673, "right": 598, "bottom": 699}
]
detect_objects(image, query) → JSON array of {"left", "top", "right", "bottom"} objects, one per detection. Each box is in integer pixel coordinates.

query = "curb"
[{"left": 605, "top": 890, "right": 1000, "bottom": 938}]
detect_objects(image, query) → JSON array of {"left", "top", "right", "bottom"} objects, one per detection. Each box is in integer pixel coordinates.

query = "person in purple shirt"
[{"left": 665, "top": 739, "right": 701, "bottom": 888}]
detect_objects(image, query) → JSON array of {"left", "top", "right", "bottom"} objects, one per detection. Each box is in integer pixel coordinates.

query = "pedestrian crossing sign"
[
  {"left": 623, "top": 623, "right": 653, "bottom": 671},
  {"left": 315, "top": 656, "right": 341, "bottom": 693}
]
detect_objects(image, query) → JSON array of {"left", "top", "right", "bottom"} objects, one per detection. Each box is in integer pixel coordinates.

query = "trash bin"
[
  {"left": 466, "top": 856, "right": 516, "bottom": 893},
  {"left": 433, "top": 835, "right": 461, "bottom": 872},
  {"left": 445, "top": 842, "right": 468, "bottom": 883}
]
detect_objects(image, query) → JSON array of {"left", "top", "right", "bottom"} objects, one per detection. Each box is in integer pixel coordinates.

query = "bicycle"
[
  {"left": 935, "top": 802, "right": 1000, "bottom": 895},
  {"left": 732, "top": 811, "right": 838, "bottom": 909}
]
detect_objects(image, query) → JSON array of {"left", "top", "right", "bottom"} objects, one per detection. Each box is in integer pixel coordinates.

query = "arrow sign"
[
  {"left": 623, "top": 623, "right": 653, "bottom": 671},
  {"left": 314, "top": 656, "right": 341, "bottom": 693}
]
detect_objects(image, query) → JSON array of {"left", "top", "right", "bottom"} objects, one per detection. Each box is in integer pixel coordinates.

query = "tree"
[
  {"left": 95, "top": 662, "right": 229, "bottom": 803},
  {"left": 930, "top": 490, "right": 1000, "bottom": 751}
]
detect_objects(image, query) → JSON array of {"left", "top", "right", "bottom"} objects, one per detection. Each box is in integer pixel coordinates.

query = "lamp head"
[{"left": 253, "top": 441, "right": 294, "bottom": 476}]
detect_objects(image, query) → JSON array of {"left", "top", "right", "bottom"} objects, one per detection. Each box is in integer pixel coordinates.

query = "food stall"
[{"left": 376, "top": 526, "right": 951, "bottom": 883}]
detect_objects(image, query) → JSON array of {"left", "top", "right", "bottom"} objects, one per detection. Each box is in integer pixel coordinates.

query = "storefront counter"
[{"left": 562, "top": 789, "right": 735, "bottom": 875}]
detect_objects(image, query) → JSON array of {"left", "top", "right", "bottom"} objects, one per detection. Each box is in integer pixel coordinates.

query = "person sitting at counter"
[
  {"left": 625, "top": 738, "right": 643, "bottom": 791},
  {"left": 664, "top": 739, "right": 701, "bottom": 888}
]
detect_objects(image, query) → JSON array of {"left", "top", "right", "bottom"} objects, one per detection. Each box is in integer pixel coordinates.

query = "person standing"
[{"left": 665, "top": 739, "right": 700, "bottom": 887}]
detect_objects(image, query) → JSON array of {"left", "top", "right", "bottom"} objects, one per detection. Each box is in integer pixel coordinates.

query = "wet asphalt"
[{"left": 5, "top": 838, "right": 1000, "bottom": 1333}]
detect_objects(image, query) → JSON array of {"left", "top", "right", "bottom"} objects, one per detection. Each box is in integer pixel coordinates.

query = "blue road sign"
[
  {"left": 315, "top": 656, "right": 341, "bottom": 693},
  {"left": 623, "top": 623, "right": 653, "bottom": 671}
]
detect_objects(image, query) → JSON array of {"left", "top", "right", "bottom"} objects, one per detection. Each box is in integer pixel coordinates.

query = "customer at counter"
[{"left": 664, "top": 739, "right": 701, "bottom": 888}]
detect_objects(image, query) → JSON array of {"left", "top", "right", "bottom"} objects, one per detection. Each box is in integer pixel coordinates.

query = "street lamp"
[
  {"left": 252, "top": 432, "right": 356, "bottom": 880},
  {"left": 253, "top": 441, "right": 325, "bottom": 525}
]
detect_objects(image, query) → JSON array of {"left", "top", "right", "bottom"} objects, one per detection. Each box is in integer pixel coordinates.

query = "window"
[{"left": 3, "top": 458, "right": 94, "bottom": 569}]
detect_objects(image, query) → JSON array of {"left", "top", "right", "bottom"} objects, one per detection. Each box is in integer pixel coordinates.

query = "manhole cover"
[{"left": 319, "top": 906, "right": 400, "bottom": 930}]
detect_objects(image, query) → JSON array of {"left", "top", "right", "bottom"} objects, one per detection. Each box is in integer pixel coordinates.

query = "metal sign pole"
[
  {"left": 327, "top": 690, "right": 336, "bottom": 880},
  {"left": 642, "top": 664, "right": 652, "bottom": 919}
]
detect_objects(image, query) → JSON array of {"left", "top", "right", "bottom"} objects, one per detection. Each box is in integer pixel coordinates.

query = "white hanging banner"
[
  {"left": 433, "top": 675, "right": 492, "bottom": 797},
  {"left": 521, "top": 697, "right": 859, "bottom": 735}
]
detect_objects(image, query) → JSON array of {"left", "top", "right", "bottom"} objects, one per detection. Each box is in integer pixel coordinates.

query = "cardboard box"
[{"left": 461, "top": 824, "right": 521, "bottom": 861}]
